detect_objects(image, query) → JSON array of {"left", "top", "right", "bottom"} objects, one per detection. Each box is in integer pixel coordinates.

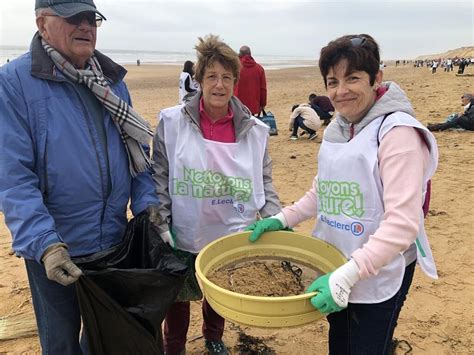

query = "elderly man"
[
  {"left": 234, "top": 45, "right": 267, "bottom": 115},
  {"left": 0, "top": 0, "right": 159, "bottom": 352},
  {"left": 427, "top": 93, "right": 474, "bottom": 131}
]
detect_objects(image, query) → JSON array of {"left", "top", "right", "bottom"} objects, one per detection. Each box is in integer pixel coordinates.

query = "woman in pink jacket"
[{"left": 246, "top": 34, "right": 438, "bottom": 354}]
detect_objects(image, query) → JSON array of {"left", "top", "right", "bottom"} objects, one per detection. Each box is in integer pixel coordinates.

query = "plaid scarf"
[{"left": 41, "top": 39, "right": 153, "bottom": 177}]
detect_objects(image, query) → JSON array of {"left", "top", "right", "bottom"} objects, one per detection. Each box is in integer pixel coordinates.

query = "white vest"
[
  {"left": 179, "top": 72, "right": 199, "bottom": 104},
  {"left": 161, "top": 106, "right": 268, "bottom": 253},
  {"left": 314, "top": 112, "right": 438, "bottom": 303}
]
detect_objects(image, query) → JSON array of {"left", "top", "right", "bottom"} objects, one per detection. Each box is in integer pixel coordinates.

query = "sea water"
[{"left": 0, "top": 45, "right": 316, "bottom": 70}]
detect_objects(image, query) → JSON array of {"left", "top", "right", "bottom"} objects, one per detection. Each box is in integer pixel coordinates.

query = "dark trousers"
[
  {"left": 310, "top": 103, "right": 333, "bottom": 120},
  {"left": 163, "top": 299, "right": 225, "bottom": 355},
  {"left": 25, "top": 259, "right": 89, "bottom": 355},
  {"left": 327, "top": 261, "right": 416, "bottom": 355},
  {"left": 292, "top": 115, "right": 315, "bottom": 136},
  {"left": 434, "top": 115, "right": 474, "bottom": 131}
]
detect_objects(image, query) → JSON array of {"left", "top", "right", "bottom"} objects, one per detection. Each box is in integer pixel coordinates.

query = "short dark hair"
[
  {"left": 308, "top": 93, "right": 317, "bottom": 101},
  {"left": 183, "top": 60, "right": 194, "bottom": 75},
  {"left": 291, "top": 104, "right": 300, "bottom": 112},
  {"left": 319, "top": 34, "right": 380, "bottom": 88}
]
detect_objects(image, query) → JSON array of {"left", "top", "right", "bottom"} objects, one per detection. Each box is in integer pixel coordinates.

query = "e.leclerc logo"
[
  {"left": 320, "top": 215, "right": 365, "bottom": 237},
  {"left": 350, "top": 222, "right": 364, "bottom": 236}
]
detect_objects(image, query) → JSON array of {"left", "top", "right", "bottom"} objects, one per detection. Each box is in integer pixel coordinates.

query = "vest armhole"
[{"left": 376, "top": 112, "right": 394, "bottom": 146}]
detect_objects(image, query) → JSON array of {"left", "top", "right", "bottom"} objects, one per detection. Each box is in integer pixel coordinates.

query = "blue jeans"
[
  {"left": 25, "top": 259, "right": 88, "bottom": 355},
  {"left": 327, "top": 261, "right": 416, "bottom": 355},
  {"left": 292, "top": 115, "right": 315, "bottom": 136}
]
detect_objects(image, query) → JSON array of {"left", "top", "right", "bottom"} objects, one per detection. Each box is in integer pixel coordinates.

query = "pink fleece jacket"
[{"left": 281, "top": 126, "right": 429, "bottom": 279}]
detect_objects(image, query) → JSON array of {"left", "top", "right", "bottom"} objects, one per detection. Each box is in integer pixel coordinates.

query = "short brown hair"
[
  {"left": 319, "top": 34, "right": 380, "bottom": 88},
  {"left": 194, "top": 34, "right": 240, "bottom": 84}
]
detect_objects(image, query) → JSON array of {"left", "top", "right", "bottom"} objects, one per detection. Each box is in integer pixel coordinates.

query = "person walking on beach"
[
  {"left": 0, "top": 0, "right": 159, "bottom": 352},
  {"left": 179, "top": 60, "right": 199, "bottom": 104},
  {"left": 309, "top": 92, "right": 335, "bottom": 126},
  {"left": 246, "top": 33, "right": 438, "bottom": 354},
  {"left": 152, "top": 34, "right": 281, "bottom": 355},
  {"left": 288, "top": 103, "right": 321, "bottom": 140},
  {"left": 234, "top": 45, "right": 267, "bottom": 115}
]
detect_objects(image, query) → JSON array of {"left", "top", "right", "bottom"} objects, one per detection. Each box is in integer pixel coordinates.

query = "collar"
[
  {"left": 199, "top": 97, "right": 233, "bottom": 124},
  {"left": 30, "top": 31, "right": 127, "bottom": 84},
  {"left": 182, "top": 93, "right": 256, "bottom": 141}
]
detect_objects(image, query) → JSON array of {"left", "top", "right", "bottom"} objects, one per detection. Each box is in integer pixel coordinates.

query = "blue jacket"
[{"left": 0, "top": 33, "right": 159, "bottom": 262}]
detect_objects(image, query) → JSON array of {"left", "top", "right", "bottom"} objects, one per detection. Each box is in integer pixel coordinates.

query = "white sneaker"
[{"left": 289, "top": 135, "right": 298, "bottom": 141}]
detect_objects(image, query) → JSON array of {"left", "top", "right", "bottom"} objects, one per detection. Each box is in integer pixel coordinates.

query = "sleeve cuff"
[
  {"left": 272, "top": 212, "right": 288, "bottom": 228},
  {"left": 339, "top": 259, "right": 361, "bottom": 285}
]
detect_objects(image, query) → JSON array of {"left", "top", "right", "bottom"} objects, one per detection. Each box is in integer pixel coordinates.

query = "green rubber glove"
[
  {"left": 306, "top": 259, "right": 360, "bottom": 314},
  {"left": 245, "top": 218, "right": 285, "bottom": 242},
  {"left": 306, "top": 273, "right": 343, "bottom": 314}
]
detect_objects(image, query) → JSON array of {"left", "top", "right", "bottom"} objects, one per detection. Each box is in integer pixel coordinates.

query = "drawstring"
[{"left": 348, "top": 124, "right": 355, "bottom": 141}]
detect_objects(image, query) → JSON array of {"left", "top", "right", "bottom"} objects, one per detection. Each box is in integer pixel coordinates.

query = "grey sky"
[{"left": 0, "top": 0, "right": 472, "bottom": 59}]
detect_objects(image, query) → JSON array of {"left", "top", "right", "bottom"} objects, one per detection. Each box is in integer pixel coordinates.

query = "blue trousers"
[
  {"left": 25, "top": 259, "right": 88, "bottom": 355},
  {"left": 327, "top": 261, "right": 416, "bottom": 355},
  {"left": 292, "top": 115, "right": 316, "bottom": 136}
]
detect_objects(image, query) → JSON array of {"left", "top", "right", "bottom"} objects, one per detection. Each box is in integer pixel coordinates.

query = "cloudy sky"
[{"left": 0, "top": 0, "right": 472, "bottom": 59}]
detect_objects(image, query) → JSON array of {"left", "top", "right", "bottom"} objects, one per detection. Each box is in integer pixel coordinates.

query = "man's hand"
[
  {"left": 306, "top": 259, "right": 360, "bottom": 314},
  {"left": 244, "top": 213, "right": 287, "bottom": 242},
  {"left": 42, "top": 244, "right": 82, "bottom": 286},
  {"left": 147, "top": 205, "right": 176, "bottom": 248},
  {"left": 147, "top": 204, "right": 161, "bottom": 226}
]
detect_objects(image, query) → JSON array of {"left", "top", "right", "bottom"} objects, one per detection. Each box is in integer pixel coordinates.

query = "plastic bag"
[
  {"left": 73, "top": 212, "right": 188, "bottom": 355},
  {"left": 172, "top": 249, "right": 203, "bottom": 302}
]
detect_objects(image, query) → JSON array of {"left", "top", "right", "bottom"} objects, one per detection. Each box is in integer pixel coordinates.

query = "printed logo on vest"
[
  {"left": 351, "top": 222, "right": 364, "bottom": 236},
  {"left": 172, "top": 167, "right": 253, "bottom": 202},
  {"left": 320, "top": 215, "right": 365, "bottom": 237},
  {"left": 318, "top": 180, "right": 364, "bottom": 217}
]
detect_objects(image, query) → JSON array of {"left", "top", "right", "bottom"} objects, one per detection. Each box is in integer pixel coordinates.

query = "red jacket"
[{"left": 234, "top": 55, "right": 267, "bottom": 115}]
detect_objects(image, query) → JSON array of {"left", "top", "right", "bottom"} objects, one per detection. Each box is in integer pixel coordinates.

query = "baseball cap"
[{"left": 35, "top": 0, "right": 106, "bottom": 20}]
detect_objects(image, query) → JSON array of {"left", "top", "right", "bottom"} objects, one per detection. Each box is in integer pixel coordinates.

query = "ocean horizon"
[{"left": 0, "top": 45, "right": 316, "bottom": 70}]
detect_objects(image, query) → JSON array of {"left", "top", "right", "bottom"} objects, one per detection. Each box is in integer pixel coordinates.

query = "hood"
[
  {"left": 240, "top": 55, "right": 257, "bottom": 68},
  {"left": 324, "top": 81, "right": 415, "bottom": 143}
]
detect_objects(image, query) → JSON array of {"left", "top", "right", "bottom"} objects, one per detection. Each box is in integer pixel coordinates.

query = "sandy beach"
[{"left": 0, "top": 62, "right": 473, "bottom": 354}]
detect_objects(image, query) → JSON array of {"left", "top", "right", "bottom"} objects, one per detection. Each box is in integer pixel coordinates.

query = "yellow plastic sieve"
[{"left": 195, "top": 230, "right": 347, "bottom": 328}]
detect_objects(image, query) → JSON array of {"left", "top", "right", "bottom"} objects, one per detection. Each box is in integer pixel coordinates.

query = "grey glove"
[
  {"left": 147, "top": 204, "right": 161, "bottom": 226},
  {"left": 147, "top": 205, "right": 176, "bottom": 248},
  {"left": 42, "top": 244, "right": 82, "bottom": 286}
]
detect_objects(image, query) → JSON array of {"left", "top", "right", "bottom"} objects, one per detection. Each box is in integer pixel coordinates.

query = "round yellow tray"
[{"left": 195, "top": 230, "right": 347, "bottom": 328}]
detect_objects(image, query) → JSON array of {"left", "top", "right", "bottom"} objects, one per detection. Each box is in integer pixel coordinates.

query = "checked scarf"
[{"left": 42, "top": 39, "right": 153, "bottom": 177}]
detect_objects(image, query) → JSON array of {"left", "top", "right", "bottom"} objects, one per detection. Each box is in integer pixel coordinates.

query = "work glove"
[
  {"left": 159, "top": 228, "right": 176, "bottom": 249},
  {"left": 306, "top": 259, "right": 360, "bottom": 314},
  {"left": 147, "top": 204, "right": 161, "bottom": 226},
  {"left": 146, "top": 205, "right": 177, "bottom": 249},
  {"left": 42, "top": 244, "right": 82, "bottom": 286},
  {"left": 245, "top": 212, "right": 288, "bottom": 242}
]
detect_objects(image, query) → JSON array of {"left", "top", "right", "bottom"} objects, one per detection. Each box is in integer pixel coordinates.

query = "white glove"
[
  {"left": 160, "top": 230, "right": 176, "bottom": 249},
  {"left": 329, "top": 259, "right": 361, "bottom": 308},
  {"left": 307, "top": 258, "right": 360, "bottom": 313}
]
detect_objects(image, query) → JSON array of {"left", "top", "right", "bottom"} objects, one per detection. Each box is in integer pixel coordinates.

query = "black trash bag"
[{"left": 73, "top": 212, "right": 188, "bottom": 355}]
